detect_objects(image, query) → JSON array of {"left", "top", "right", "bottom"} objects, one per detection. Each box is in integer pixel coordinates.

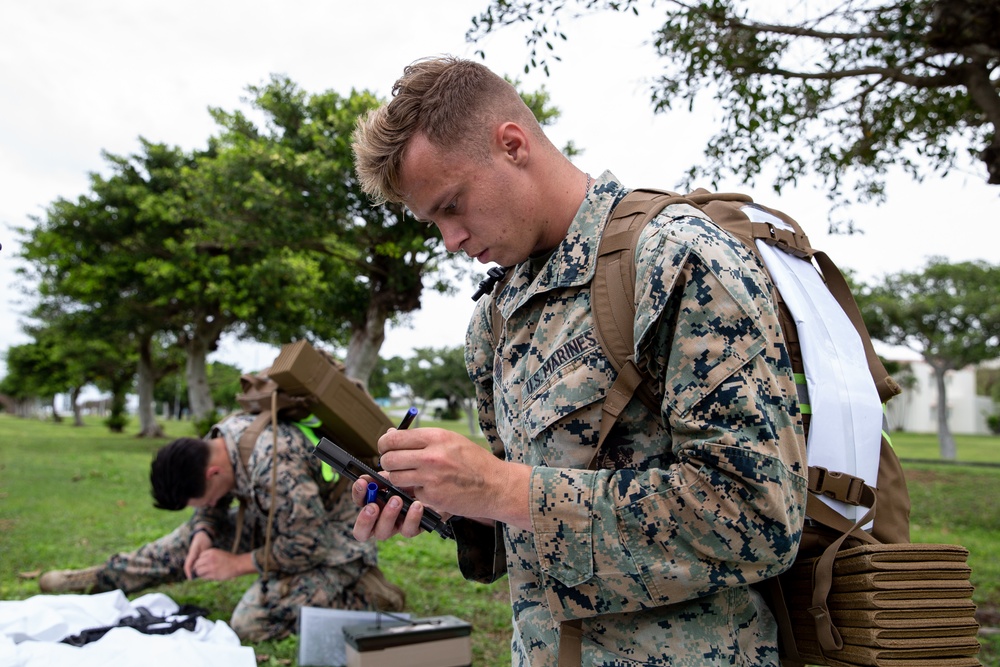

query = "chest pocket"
[{"left": 518, "top": 335, "right": 615, "bottom": 469}]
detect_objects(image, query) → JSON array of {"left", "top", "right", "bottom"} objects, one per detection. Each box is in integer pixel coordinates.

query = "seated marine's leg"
[{"left": 229, "top": 558, "right": 400, "bottom": 642}]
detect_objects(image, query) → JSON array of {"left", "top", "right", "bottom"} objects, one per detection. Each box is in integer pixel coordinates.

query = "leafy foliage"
[
  {"left": 469, "top": 0, "right": 1000, "bottom": 229},
  {"left": 858, "top": 258, "right": 1000, "bottom": 369},
  {"left": 856, "top": 257, "right": 1000, "bottom": 456}
]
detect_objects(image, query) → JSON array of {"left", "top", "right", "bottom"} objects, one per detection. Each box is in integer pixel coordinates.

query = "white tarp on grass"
[{"left": 0, "top": 590, "right": 255, "bottom": 667}]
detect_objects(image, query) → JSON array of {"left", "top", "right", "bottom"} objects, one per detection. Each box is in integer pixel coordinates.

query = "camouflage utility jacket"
[
  {"left": 193, "top": 414, "right": 376, "bottom": 576},
  {"left": 462, "top": 171, "right": 808, "bottom": 666}
]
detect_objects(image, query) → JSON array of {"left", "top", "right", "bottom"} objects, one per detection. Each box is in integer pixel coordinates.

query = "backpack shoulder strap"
[
  {"left": 230, "top": 395, "right": 281, "bottom": 572},
  {"left": 237, "top": 411, "right": 273, "bottom": 469},
  {"left": 591, "top": 188, "right": 699, "bottom": 451}
]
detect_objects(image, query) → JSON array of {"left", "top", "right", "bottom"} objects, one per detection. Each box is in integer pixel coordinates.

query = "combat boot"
[
  {"left": 38, "top": 565, "right": 102, "bottom": 593},
  {"left": 358, "top": 565, "right": 406, "bottom": 612}
]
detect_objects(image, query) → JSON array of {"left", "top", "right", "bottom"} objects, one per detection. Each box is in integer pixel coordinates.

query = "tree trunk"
[
  {"left": 50, "top": 395, "right": 63, "bottom": 423},
  {"left": 186, "top": 334, "right": 215, "bottom": 422},
  {"left": 931, "top": 362, "right": 958, "bottom": 461},
  {"left": 464, "top": 397, "right": 479, "bottom": 437},
  {"left": 136, "top": 340, "right": 165, "bottom": 438},
  {"left": 183, "top": 317, "right": 229, "bottom": 423},
  {"left": 107, "top": 388, "right": 129, "bottom": 433},
  {"left": 343, "top": 303, "right": 388, "bottom": 388},
  {"left": 70, "top": 386, "right": 85, "bottom": 427}
]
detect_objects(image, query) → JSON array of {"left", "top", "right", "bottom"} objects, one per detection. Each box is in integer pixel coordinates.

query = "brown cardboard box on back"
[{"left": 267, "top": 339, "right": 392, "bottom": 461}]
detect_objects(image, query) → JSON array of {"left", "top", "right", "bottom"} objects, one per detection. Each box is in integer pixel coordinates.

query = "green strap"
[
  {"left": 293, "top": 416, "right": 337, "bottom": 482},
  {"left": 794, "top": 373, "right": 811, "bottom": 415}
]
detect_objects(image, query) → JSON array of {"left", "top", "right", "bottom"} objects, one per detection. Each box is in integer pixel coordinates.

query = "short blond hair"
[{"left": 352, "top": 56, "right": 539, "bottom": 205}]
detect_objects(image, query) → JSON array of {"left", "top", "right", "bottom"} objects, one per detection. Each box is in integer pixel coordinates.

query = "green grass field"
[{"left": 1, "top": 413, "right": 997, "bottom": 666}]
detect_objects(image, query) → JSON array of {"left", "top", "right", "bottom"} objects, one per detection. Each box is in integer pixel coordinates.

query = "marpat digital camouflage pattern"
[
  {"left": 94, "top": 413, "right": 377, "bottom": 641},
  {"left": 460, "top": 171, "right": 808, "bottom": 666}
]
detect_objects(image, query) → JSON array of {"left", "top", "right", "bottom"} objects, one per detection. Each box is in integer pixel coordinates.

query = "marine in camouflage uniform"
[
  {"left": 458, "top": 171, "right": 808, "bottom": 666},
  {"left": 89, "top": 413, "right": 378, "bottom": 641}
]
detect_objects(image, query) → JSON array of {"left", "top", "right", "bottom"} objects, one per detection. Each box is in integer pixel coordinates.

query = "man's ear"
[{"left": 497, "top": 122, "right": 529, "bottom": 165}]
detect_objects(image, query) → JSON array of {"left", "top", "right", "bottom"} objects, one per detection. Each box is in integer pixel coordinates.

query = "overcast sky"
[{"left": 2, "top": 0, "right": 998, "bottom": 376}]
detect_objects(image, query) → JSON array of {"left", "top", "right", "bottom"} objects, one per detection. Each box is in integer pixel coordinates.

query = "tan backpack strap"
[
  {"left": 229, "top": 400, "right": 281, "bottom": 572},
  {"left": 596, "top": 360, "right": 646, "bottom": 456},
  {"left": 231, "top": 411, "right": 272, "bottom": 553},
  {"left": 592, "top": 190, "right": 680, "bottom": 416},
  {"left": 807, "top": 494, "right": 879, "bottom": 654},
  {"left": 260, "top": 391, "right": 280, "bottom": 573},
  {"left": 236, "top": 412, "right": 271, "bottom": 470},
  {"left": 558, "top": 619, "right": 584, "bottom": 667}
]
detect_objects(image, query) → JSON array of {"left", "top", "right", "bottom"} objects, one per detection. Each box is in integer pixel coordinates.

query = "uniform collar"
[{"left": 497, "top": 170, "right": 624, "bottom": 319}]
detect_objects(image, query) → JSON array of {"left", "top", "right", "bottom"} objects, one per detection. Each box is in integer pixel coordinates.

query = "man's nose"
[{"left": 436, "top": 221, "right": 469, "bottom": 254}]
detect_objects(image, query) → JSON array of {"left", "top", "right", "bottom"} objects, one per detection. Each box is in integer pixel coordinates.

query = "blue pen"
[{"left": 397, "top": 407, "right": 418, "bottom": 430}]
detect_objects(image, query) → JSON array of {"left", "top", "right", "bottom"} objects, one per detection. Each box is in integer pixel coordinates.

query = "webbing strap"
[
  {"left": 261, "top": 391, "right": 279, "bottom": 573},
  {"left": 229, "top": 396, "right": 280, "bottom": 572},
  {"left": 748, "top": 221, "right": 812, "bottom": 259},
  {"left": 807, "top": 492, "right": 879, "bottom": 654},
  {"left": 232, "top": 410, "right": 274, "bottom": 554},
  {"left": 558, "top": 619, "right": 584, "bottom": 667},
  {"left": 596, "top": 360, "right": 645, "bottom": 456}
]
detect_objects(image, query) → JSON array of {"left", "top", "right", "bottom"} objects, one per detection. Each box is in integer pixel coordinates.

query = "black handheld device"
[{"left": 313, "top": 437, "right": 455, "bottom": 540}]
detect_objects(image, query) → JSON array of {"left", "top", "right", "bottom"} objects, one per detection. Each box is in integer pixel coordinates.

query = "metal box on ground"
[{"left": 343, "top": 615, "right": 472, "bottom": 667}]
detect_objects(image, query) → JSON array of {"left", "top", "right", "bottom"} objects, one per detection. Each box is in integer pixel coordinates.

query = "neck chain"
[{"left": 585, "top": 172, "right": 592, "bottom": 194}]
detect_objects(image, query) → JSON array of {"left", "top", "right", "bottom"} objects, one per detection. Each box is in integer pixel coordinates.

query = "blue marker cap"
[{"left": 365, "top": 481, "right": 379, "bottom": 505}]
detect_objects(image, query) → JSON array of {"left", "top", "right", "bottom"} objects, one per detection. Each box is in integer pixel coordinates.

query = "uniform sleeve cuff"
[{"left": 530, "top": 466, "right": 596, "bottom": 588}]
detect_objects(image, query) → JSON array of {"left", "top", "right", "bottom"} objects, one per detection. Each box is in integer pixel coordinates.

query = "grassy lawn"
[{"left": 1, "top": 413, "right": 997, "bottom": 665}]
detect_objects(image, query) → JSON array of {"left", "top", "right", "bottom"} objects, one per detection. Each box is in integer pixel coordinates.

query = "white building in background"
[{"left": 883, "top": 354, "right": 996, "bottom": 436}]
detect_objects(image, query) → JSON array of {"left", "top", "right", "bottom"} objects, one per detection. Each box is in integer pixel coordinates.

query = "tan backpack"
[
  {"left": 227, "top": 340, "right": 391, "bottom": 571},
  {"left": 485, "top": 188, "right": 981, "bottom": 667}
]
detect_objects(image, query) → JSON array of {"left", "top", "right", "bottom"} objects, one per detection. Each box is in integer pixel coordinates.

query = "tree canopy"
[
  {"left": 469, "top": 0, "right": 1000, "bottom": 228},
  {"left": 381, "top": 346, "right": 479, "bottom": 436},
  {"left": 856, "top": 257, "right": 1000, "bottom": 458},
  {"left": 9, "top": 74, "right": 568, "bottom": 428}
]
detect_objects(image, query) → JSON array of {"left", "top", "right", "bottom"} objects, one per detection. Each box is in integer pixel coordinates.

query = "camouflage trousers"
[{"left": 93, "top": 510, "right": 371, "bottom": 642}]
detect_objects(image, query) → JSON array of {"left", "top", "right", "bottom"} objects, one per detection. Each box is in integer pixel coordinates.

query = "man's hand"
[
  {"left": 351, "top": 427, "right": 532, "bottom": 542},
  {"left": 184, "top": 530, "right": 213, "bottom": 580},
  {"left": 188, "top": 547, "right": 256, "bottom": 581}
]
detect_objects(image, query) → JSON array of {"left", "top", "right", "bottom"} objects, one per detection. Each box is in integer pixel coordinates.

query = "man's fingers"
[
  {"left": 372, "top": 496, "right": 406, "bottom": 541},
  {"left": 399, "top": 501, "right": 426, "bottom": 538},
  {"left": 352, "top": 477, "right": 374, "bottom": 506},
  {"left": 353, "top": 503, "right": 380, "bottom": 541},
  {"left": 378, "top": 428, "right": 431, "bottom": 455}
]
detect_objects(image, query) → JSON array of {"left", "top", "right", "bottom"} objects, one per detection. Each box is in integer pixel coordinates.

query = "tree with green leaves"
[
  {"left": 195, "top": 77, "right": 470, "bottom": 386},
  {"left": 200, "top": 76, "right": 571, "bottom": 385},
  {"left": 17, "top": 141, "right": 201, "bottom": 435},
  {"left": 14, "top": 75, "right": 570, "bottom": 429},
  {"left": 154, "top": 360, "right": 243, "bottom": 421},
  {"left": 856, "top": 258, "right": 1000, "bottom": 459},
  {"left": 0, "top": 340, "right": 70, "bottom": 422},
  {"left": 470, "top": 0, "right": 999, "bottom": 228},
  {"left": 384, "top": 346, "right": 479, "bottom": 436}
]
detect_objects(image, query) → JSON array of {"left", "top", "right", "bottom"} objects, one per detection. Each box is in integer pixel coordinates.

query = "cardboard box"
[
  {"left": 267, "top": 339, "right": 392, "bottom": 460},
  {"left": 343, "top": 615, "right": 472, "bottom": 667}
]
